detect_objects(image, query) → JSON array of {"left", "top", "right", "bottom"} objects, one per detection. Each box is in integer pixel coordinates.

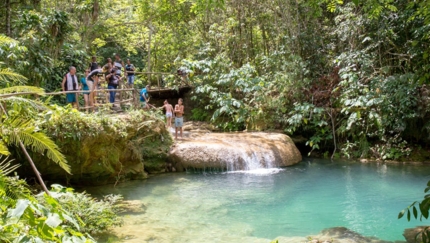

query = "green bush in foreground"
[
  {"left": 38, "top": 184, "right": 123, "bottom": 235},
  {"left": 0, "top": 161, "right": 122, "bottom": 242}
]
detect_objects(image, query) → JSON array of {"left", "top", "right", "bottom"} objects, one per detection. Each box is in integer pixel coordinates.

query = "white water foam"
[{"left": 225, "top": 168, "right": 284, "bottom": 175}]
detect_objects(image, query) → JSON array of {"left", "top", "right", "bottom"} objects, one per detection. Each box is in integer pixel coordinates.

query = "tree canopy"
[{"left": 2, "top": 0, "right": 430, "bottom": 160}]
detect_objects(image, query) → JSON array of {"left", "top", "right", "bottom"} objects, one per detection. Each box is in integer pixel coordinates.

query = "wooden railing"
[
  {"left": 1, "top": 71, "right": 193, "bottom": 111},
  {"left": 0, "top": 88, "right": 140, "bottom": 111}
]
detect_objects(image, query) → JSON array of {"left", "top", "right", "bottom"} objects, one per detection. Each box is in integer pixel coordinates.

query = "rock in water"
[
  {"left": 403, "top": 226, "right": 430, "bottom": 243},
  {"left": 169, "top": 132, "right": 302, "bottom": 171}
]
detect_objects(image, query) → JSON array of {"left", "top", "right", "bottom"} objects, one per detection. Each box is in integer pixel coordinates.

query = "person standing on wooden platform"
[
  {"left": 62, "top": 66, "right": 79, "bottom": 108},
  {"left": 125, "top": 59, "right": 135, "bottom": 88},
  {"left": 81, "top": 69, "right": 90, "bottom": 112},
  {"left": 140, "top": 85, "right": 150, "bottom": 109},
  {"left": 89, "top": 56, "right": 98, "bottom": 71},
  {"left": 86, "top": 67, "right": 102, "bottom": 111},
  {"left": 106, "top": 67, "right": 121, "bottom": 105},
  {"left": 113, "top": 54, "right": 124, "bottom": 76}
]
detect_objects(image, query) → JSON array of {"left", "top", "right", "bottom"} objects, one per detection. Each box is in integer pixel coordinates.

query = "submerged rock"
[
  {"left": 117, "top": 200, "right": 146, "bottom": 214},
  {"left": 169, "top": 132, "right": 302, "bottom": 171},
  {"left": 276, "top": 227, "right": 400, "bottom": 243},
  {"left": 403, "top": 226, "right": 430, "bottom": 243}
]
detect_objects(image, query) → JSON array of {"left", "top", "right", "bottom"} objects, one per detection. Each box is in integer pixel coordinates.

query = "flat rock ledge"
[{"left": 169, "top": 131, "right": 302, "bottom": 171}]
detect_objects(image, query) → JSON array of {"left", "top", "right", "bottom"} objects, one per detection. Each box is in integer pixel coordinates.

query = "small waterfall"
[
  {"left": 173, "top": 132, "right": 301, "bottom": 174},
  {"left": 223, "top": 146, "right": 283, "bottom": 174}
]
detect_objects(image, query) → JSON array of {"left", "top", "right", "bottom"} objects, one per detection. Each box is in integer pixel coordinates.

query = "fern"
[
  {"left": 15, "top": 129, "right": 70, "bottom": 174},
  {"left": 2, "top": 117, "right": 70, "bottom": 174},
  {"left": 0, "top": 35, "right": 18, "bottom": 46},
  {"left": 0, "top": 156, "right": 30, "bottom": 201},
  {"left": 0, "top": 140, "right": 10, "bottom": 156},
  {"left": 0, "top": 156, "right": 19, "bottom": 175},
  {"left": 0, "top": 69, "right": 27, "bottom": 86},
  {"left": 0, "top": 86, "right": 44, "bottom": 95},
  {"left": 1, "top": 96, "right": 47, "bottom": 111}
]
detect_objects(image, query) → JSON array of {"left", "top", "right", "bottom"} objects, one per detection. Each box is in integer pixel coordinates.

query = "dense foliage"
[
  {"left": 2, "top": 0, "right": 430, "bottom": 241},
  {"left": 4, "top": 0, "right": 428, "bottom": 160},
  {"left": 2, "top": 0, "right": 430, "bottom": 155},
  {"left": 0, "top": 159, "right": 122, "bottom": 242}
]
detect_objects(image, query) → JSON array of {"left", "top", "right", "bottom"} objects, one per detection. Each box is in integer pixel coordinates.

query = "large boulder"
[
  {"left": 169, "top": 132, "right": 302, "bottom": 171},
  {"left": 17, "top": 109, "right": 173, "bottom": 185}
]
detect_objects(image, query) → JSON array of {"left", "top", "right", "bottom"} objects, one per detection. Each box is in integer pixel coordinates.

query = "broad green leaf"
[
  {"left": 397, "top": 209, "right": 406, "bottom": 219},
  {"left": 44, "top": 194, "right": 60, "bottom": 208},
  {"left": 420, "top": 203, "right": 429, "bottom": 219},
  {"left": 63, "top": 212, "right": 80, "bottom": 230},
  {"left": 8, "top": 199, "right": 30, "bottom": 219},
  {"left": 45, "top": 213, "right": 62, "bottom": 228},
  {"left": 413, "top": 206, "right": 418, "bottom": 219}
]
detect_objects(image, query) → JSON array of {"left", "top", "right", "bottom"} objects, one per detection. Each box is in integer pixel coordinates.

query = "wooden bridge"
[
  {"left": 132, "top": 71, "right": 193, "bottom": 99},
  {"left": 0, "top": 71, "right": 193, "bottom": 112}
]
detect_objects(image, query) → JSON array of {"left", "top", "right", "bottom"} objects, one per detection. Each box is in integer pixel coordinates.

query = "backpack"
[{"left": 140, "top": 88, "right": 149, "bottom": 101}]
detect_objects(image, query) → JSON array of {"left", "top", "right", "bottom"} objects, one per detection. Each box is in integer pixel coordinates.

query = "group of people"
[
  {"left": 61, "top": 55, "right": 185, "bottom": 139},
  {"left": 140, "top": 85, "right": 185, "bottom": 139},
  {"left": 61, "top": 54, "right": 136, "bottom": 111},
  {"left": 161, "top": 98, "right": 184, "bottom": 140}
]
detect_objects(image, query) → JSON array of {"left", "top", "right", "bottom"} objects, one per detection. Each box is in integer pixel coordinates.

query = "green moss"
[{"left": 31, "top": 107, "right": 173, "bottom": 185}]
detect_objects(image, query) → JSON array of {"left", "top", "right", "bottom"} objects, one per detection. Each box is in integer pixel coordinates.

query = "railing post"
[
  {"left": 119, "top": 88, "right": 123, "bottom": 108},
  {"left": 105, "top": 89, "right": 109, "bottom": 104},
  {"left": 75, "top": 91, "right": 80, "bottom": 110},
  {"left": 157, "top": 74, "right": 160, "bottom": 89},
  {"left": 132, "top": 89, "right": 136, "bottom": 108}
]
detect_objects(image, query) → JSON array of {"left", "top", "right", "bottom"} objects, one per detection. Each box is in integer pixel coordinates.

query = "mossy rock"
[{"left": 20, "top": 108, "right": 173, "bottom": 185}]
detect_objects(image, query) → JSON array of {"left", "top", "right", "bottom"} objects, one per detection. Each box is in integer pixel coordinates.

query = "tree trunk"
[
  {"left": 92, "top": 0, "right": 99, "bottom": 22},
  {"left": 19, "top": 141, "right": 50, "bottom": 194},
  {"left": 6, "top": 0, "right": 11, "bottom": 37},
  {"left": 147, "top": 26, "right": 152, "bottom": 85}
]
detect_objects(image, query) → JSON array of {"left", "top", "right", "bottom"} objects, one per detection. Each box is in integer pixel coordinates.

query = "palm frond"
[
  {"left": 0, "top": 140, "right": 10, "bottom": 156},
  {"left": 0, "top": 156, "right": 20, "bottom": 176},
  {"left": 5, "top": 117, "right": 70, "bottom": 174},
  {"left": 0, "top": 69, "right": 28, "bottom": 86},
  {"left": 0, "top": 86, "right": 44, "bottom": 96},
  {"left": 14, "top": 130, "right": 70, "bottom": 174},
  {"left": 0, "top": 35, "right": 18, "bottom": 46},
  {"left": 1, "top": 96, "right": 48, "bottom": 111}
]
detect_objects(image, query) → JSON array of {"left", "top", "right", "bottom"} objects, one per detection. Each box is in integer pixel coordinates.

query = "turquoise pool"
[{"left": 90, "top": 158, "right": 430, "bottom": 242}]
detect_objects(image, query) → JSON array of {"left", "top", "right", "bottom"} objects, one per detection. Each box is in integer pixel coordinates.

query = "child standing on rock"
[
  {"left": 174, "top": 98, "right": 184, "bottom": 139},
  {"left": 161, "top": 100, "right": 174, "bottom": 128}
]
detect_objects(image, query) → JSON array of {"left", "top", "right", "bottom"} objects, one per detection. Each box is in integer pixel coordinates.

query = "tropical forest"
[{"left": 1, "top": 0, "right": 430, "bottom": 242}]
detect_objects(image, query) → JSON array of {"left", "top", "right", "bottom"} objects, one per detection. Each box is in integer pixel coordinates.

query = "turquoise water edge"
[{"left": 89, "top": 158, "right": 430, "bottom": 242}]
